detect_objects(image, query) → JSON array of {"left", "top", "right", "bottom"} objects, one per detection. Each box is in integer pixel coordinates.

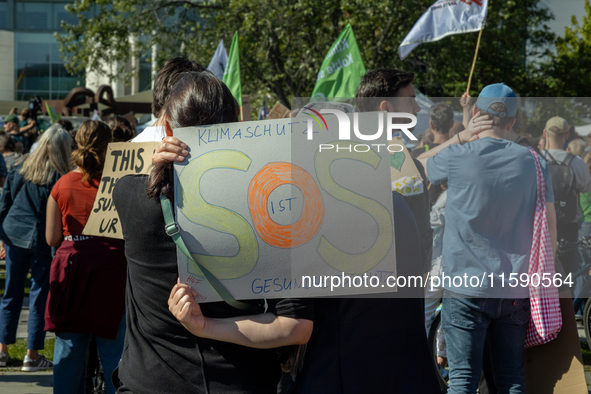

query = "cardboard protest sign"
[
  {"left": 389, "top": 136, "right": 424, "bottom": 196},
  {"left": 267, "top": 102, "right": 291, "bottom": 119},
  {"left": 241, "top": 95, "right": 251, "bottom": 121},
  {"left": 83, "top": 141, "right": 159, "bottom": 239},
  {"left": 173, "top": 111, "right": 399, "bottom": 302}
]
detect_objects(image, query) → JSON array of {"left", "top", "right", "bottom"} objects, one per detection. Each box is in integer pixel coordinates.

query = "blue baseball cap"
[{"left": 475, "top": 83, "right": 517, "bottom": 118}]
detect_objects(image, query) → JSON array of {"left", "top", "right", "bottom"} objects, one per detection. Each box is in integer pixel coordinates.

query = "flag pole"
[{"left": 466, "top": 27, "right": 484, "bottom": 94}]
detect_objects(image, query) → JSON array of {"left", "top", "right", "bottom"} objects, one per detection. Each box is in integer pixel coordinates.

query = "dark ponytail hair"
[
  {"left": 72, "top": 120, "right": 112, "bottom": 183},
  {"left": 147, "top": 72, "right": 238, "bottom": 200},
  {"left": 108, "top": 115, "right": 136, "bottom": 142}
]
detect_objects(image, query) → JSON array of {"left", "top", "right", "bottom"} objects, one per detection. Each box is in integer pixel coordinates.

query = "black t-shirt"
[
  {"left": 113, "top": 175, "right": 312, "bottom": 394},
  {"left": 292, "top": 192, "right": 440, "bottom": 393},
  {"left": 411, "top": 146, "right": 445, "bottom": 206},
  {"left": 401, "top": 159, "right": 433, "bottom": 274}
]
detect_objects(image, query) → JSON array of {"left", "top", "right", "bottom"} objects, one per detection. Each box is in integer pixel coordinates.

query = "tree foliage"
[
  {"left": 521, "top": 0, "right": 591, "bottom": 136},
  {"left": 535, "top": 0, "right": 591, "bottom": 97},
  {"left": 409, "top": 0, "right": 556, "bottom": 97},
  {"left": 57, "top": 0, "right": 565, "bottom": 111}
]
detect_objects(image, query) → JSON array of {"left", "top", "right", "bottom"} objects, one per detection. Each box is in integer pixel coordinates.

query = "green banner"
[
  {"left": 45, "top": 101, "right": 61, "bottom": 124},
  {"left": 222, "top": 31, "right": 242, "bottom": 107},
  {"left": 311, "top": 24, "right": 366, "bottom": 99}
]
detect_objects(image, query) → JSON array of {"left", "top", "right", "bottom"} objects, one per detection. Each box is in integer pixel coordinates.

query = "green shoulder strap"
[{"left": 160, "top": 194, "right": 259, "bottom": 313}]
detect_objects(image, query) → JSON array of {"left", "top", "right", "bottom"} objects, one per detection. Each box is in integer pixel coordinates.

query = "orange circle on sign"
[{"left": 248, "top": 162, "right": 324, "bottom": 249}]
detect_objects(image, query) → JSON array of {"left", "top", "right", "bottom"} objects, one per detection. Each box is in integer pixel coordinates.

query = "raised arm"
[
  {"left": 169, "top": 282, "right": 313, "bottom": 349},
  {"left": 20, "top": 119, "right": 37, "bottom": 135},
  {"left": 460, "top": 92, "right": 472, "bottom": 128}
]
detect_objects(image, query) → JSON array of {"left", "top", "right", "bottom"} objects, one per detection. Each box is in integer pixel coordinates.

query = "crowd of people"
[
  {"left": 0, "top": 56, "right": 588, "bottom": 394},
  {"left": 0, "top": 112, "right": 135, "bottom": 393}
]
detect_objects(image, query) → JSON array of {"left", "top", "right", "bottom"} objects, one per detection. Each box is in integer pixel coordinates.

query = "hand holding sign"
[{"left": 153, "top": 137, "right": 189, "bottom": 163}]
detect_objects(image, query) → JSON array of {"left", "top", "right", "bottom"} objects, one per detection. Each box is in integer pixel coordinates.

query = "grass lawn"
[
  {"left": 582, "top": 339, "right": 591, "bottom": 366},
  {"left": 5, "top": 337, "right": 55, "bottom": 368},
  {"left": 0, "top": 261, "right": 49, "bottom": 369}
]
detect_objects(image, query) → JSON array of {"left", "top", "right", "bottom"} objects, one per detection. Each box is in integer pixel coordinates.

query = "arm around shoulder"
[
  {"left": 417, "top": 111, "right": 494, "bottom": 163},
  {"left": 169, "top": 283, "right": 313, "bottom": 349}
]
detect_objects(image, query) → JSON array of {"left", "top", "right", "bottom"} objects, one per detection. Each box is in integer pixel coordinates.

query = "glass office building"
[
  {"left": 1, "top": 0, "right": 152, "bottom": 101},
  {"left": 1, "top": 0, "right": 87, "bottom": 100}
]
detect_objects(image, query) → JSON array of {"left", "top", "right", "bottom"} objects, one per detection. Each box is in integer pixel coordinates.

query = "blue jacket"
[
  {"left": 0, "top": 163, "right": 60, "bottom": 255},
  {"left": 0, "top": 154, "right": 7, "bottom": 179}
]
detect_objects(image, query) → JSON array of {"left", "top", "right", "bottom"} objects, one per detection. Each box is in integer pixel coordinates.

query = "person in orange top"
[{"left": 45, "top": 120, "right": 126, "bottom": 394}]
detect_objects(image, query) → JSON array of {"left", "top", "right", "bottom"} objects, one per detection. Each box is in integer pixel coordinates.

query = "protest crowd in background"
[
  {"left": 0, "top": 1, "right": 590, "bottom": 393},
  {"left": 0, "top": 56, "right": 589, "bottom": 394}
]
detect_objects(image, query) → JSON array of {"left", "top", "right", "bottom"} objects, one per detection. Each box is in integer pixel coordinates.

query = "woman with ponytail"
[
  {"left": 45, "top": 120, "right": 126, "bottom": 394},
  {"left": 113, "top": 71, "right": 312, "bottom": 394}
]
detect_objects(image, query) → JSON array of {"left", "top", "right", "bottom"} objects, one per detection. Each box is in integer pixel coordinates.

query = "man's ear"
[
  {"left": 543, "top": 129, "right": 548, "bottom": 140},
  {"left": 378, "top": 100, "right": 390, "bottom": 112},
  {"left": 429, "top": 120, "right": 434, "bottom": 130},
  {"left": 164, "top": 117, "right": 173, "bottom": 137}
]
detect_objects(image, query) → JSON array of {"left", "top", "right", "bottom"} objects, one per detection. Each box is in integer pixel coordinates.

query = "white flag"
[
  {"left": 399, "top": 0, "right": 488, "bottom": 60},
  {"left": 207, "top": 40, "right": 228, "bottom": 80}
]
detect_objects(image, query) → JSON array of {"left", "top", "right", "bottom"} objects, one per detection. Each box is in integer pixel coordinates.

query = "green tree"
[
  {"left": 535, "top": 0, "right": 591, "bottom": 97},
  {"left": 402, "top": 0, "right": 556, "bottom": 98},
  {"left": 57, "top": 0, "right": 558, "bottom": 110},
  {"left": 523, "top": 1, "right": 591, "bottom": 137}
]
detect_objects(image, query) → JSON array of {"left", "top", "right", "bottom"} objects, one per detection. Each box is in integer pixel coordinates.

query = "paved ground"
[
  {"left": 0, "top": 256, "right": 54, "bottom": 393},
  {"left": 1, "top": 303, "right": 591, "bottom": 393},
  {"left": 0, "top": 371, "right": 53, "bottom": 394},
  {"left": 0, "top": 297, "right": 54, "bottom": 394}
]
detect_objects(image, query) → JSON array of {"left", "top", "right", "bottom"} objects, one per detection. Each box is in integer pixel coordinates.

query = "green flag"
[
  {"left": 312, "top": 24, "right": 366, "bottom": 99},
  {"left": 222, "top": 31, "right": 242, "bottom": 107},
  {"left": 45, "top": 101, "right": 61, "bottom": 123}
]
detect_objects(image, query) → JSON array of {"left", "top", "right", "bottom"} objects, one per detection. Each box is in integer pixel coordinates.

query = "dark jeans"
[
  {"left": 442, "top": 291, "right": 530, "bottom": 394},
  {"left": 0, "top": 244, "right": 51, "bottom": 349}
]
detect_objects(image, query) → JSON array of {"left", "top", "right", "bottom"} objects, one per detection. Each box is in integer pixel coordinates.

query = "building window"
[
  {"left": 139, "top": 56, "right": 152, "bottom": 92},
  {"left": 55, "top": 2, "right": 78, "bottom": 31},
  {"left": 15, "top": 32, "right": 84, "bottom": 100},
  {"left": 0, "top": 2, "right": 7, "bottom": 30},
  {"left": 16, "top": 2, "right": 51, "bottom": 30}
]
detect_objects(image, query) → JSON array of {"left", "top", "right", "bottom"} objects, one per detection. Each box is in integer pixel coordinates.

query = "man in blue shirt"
[{"left": 418, "top": 83, "right": 557, "bottom": 394}]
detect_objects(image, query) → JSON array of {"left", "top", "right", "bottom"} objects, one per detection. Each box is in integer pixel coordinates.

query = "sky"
[{"left": 540, "top": 0, "right": 587, "bottom": 37}]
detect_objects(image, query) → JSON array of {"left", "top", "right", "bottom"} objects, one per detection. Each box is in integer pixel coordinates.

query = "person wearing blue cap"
[{"left": 417, "top": 83, "right": 557, "bottom": 394}]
